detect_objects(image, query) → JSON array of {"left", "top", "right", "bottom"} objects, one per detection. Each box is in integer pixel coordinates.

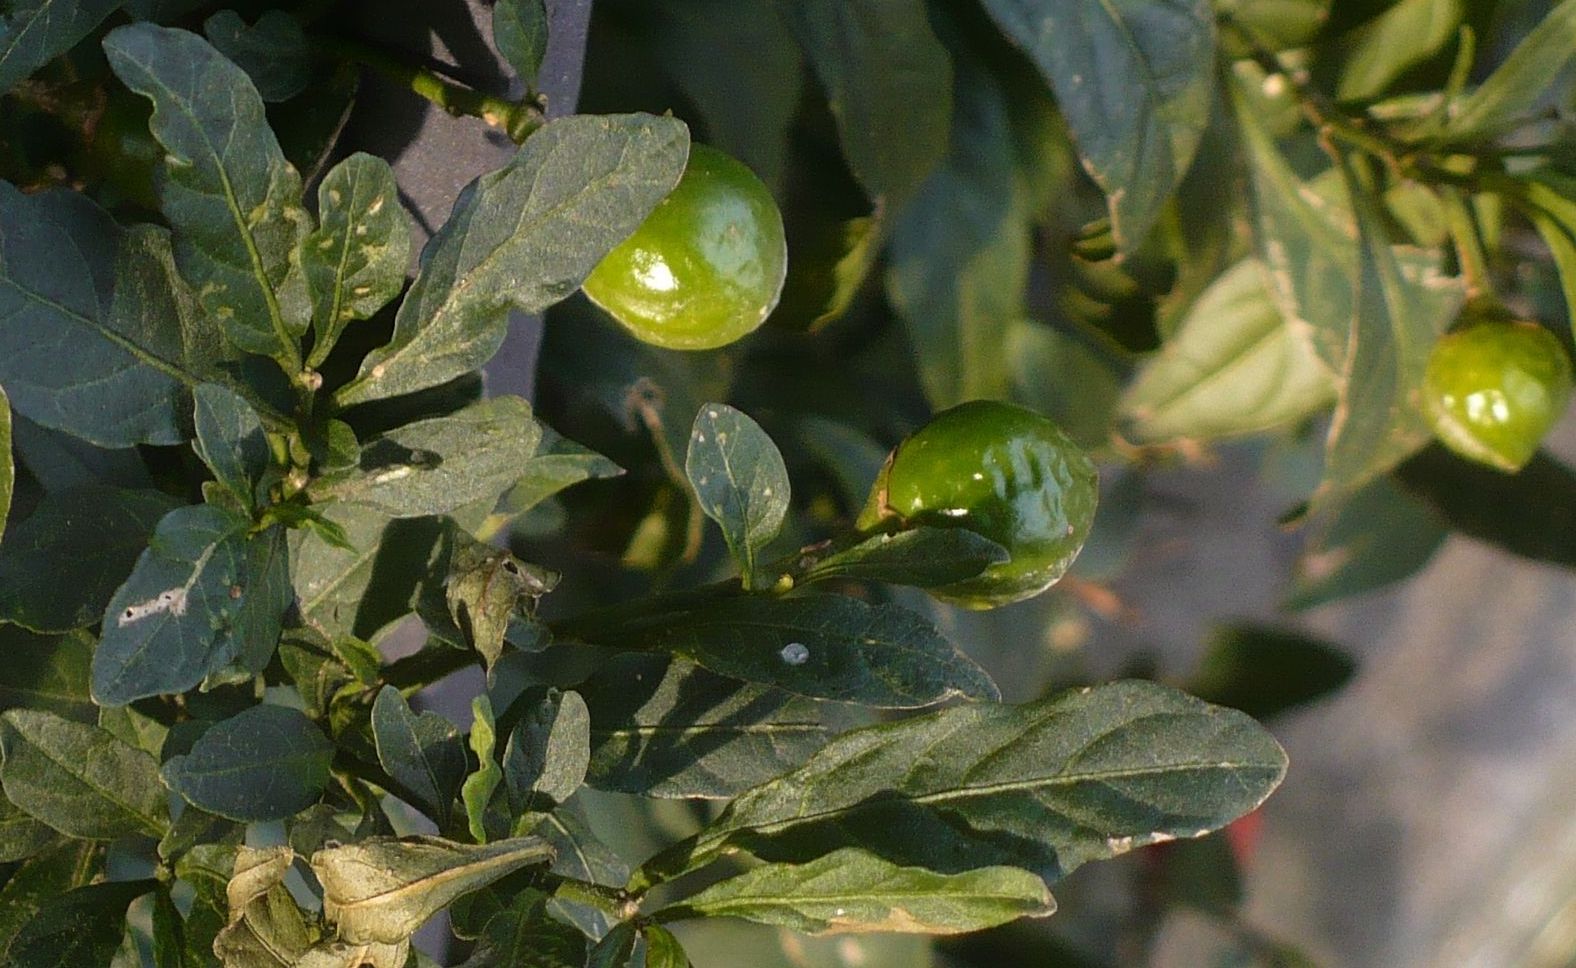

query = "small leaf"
[
  {"left": 202, "top": 9, "right": 312, "bottom": 102},
  {"left": 1187, "top": 623, "right": 1357, "bottom": 720},
  {"left": 161, "top": 704, "right": 334, "bottom": 821},
  {"left": 576, "top": 594, "right": 999, "bottom": 709},
  {"left": 0, "top": 0, "right": 125, "bottom": 95},
  {"left": 213, "top": 845, "right": 316, "bottom": 967},
  {"left": 301, "top": 153, "right": 412, "bottom": 367},
  {"left": 659, "top": 847, "right": 1053, "bottom": 935},
  {"left": 580, "top": 654, "right": 827, "bottom": 800},
  {"left": 1393, "top": 445, "right": 1576, "bottom": 568},
  {"left": 641, "top": 924, "right": 692, "bottom": 968},
  {"left": 0, "top": 486, "right": 179, "bottom": 632},
  {"left": 193, "top": 383, "right": 269, "bottom": 509},
  {"left": 0, "top": 709, "right": 167, "bottom": 838},
  {"left": 635, "top": 680, "right": 1286, "bottom": 890},
  {"left": 493, "top": 0, "right": 548, "bottom": 88},
  {"left": 104, "top": 23, "right": 309, "bottom": 358},
  {"left": 372, "top": 686, "right": 466, "bottom": 827},
  {"left": 685, "top": 403, "right": 789, "bottom": 588},
  {"left": 1336, "top": 0, "right": 1463, "bottom": 102},
  {"left": 312, "top": 834, "right": 556, "bottom": 945},
  {"left": 982, "top": 0, "right": 1215, "bottom": 250},
  {"left": 585, "top": 922, "right": 637, "bottom": 968},
  {"left": 1443, "top": 0, "right": 1576, "bottom": 142},
  {"left": 800, "top": 528, "right": 1010, "bottom": 589},
  {"left": 488, "top": 430, "right": 623, "bottom": 528},
  {"left": 503, "top": 690, "right": 590, "bottom": 817},
  {"left": 462, "top": 696, "right": 504, "bottom": 843},
  {"left": 0, "top": 627, "right": 96, "bottom": 723},
  {"left": 337, "top": 114, "right": 689, "bottom": 405},
  {"left": 7, "top": 879, "right": 153, "bottom": 968},
  {"left": 444, "top": 532, "right": 557, "bottom": 667}
]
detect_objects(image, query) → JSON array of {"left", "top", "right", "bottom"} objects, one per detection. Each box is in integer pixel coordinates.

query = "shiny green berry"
[
  {"left": 1422, "top": 317, "right": 1573, "bottom": 473},
  {"left": 582, "top": 143, "right": 787, "bottom": 350},
  {"left": 860, "top": 400, "right": 1099, "bottom": 610}
]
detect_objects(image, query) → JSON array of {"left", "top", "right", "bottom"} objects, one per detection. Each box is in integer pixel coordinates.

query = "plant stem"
[
  {"left": 1441, "top": 185, "right": 1495, "bottom": 301},
  {"left": 542, "top": 872, "right": 642, "bottom": 919}
]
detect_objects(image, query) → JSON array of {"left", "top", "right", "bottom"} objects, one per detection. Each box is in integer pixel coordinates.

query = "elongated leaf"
[
  {"left": 660, "top": 848, "right": 1052, "bottom": 935},
  {"left": 0, "top": 485, "right": 180, "bottom": 632},
  {"left": 91, "top": 503, "right": 252, "bottom": 705},
  {"left": 580, "top": 654, "right": 827, "bottom": 800},
  {"left": 463, "top": 696, "right": 504, "bottom": 844},
  {"left": 0, "top": 0, "right": 125, "bottom": 95},
  {"left": 983, "top": 0, "right": 1215, "bottom": 250},
  {"left": 0, "top": 709, "right": 166, "bottom": 838},
  {"left": 171, "top": 845, "right": 230, "bottom": 967},
  {"left": 801, "top": 528, "right": 1010, "bottom": 589},
  {"left": 1394, "top": 445, "right": 1576, "bottom": 567},
  {"left": 1444, "top": 0, "right": 1576, "bottom": 142},
  {"left": 104, "top": 23, "right": 309, "bottom": 357},
  {"left": 0, "top": 627, "right": 95, "bottom": 723},
  {"left": 586, "top": 922, "right": 637, "bottom": 968},
  {"left": 301, "top": 153, "right": 412, "bottom": 366},
  {"left": 1122, "top": 259, "right": 1336, "bottom": 442},
  {"left": 1286, "top": 475, "right": 1447, "bottom": 610},
  {"left": 218, "top": 523, "right": 293, "bottom": 677},
  {"left": 372, "top": 686, "right": 466, "bottom": 827},
  {"left": 1336, "top": 0, "right": 1462, "bottom": 102},
  {"left": 337, "top": 114, "right": 689, "bottom": 405},
  {"left": 313, "top": 835, "right": 555, "bottom": 945},
  {"left": 316, "top": 396, "right": 541, "bottom": 518},
  {"left": 487, "top": 429, "right": 622, "bottom": 529},
  {"left": 503, "top": 690, "right": 589, "bottom": 816},
  {"left": 778, "top": 0, "right": 950, "bottom": 204},
  {"left": 161, "top": 704, "right": 334, "bottom": 820},
  {"left": 8, "top": 879, "right": 153, "bottom": 968},
  {"left": 202, "top": 9, "right": 311, "bottom": 102},
  {"left": 642, "top": 925, "right": 691, "bottom": 968},
  {"left": 0, "top": 842, "right": 103, "bottom": 959},
  {"left": 1187, "top": 623, "right": 1356, "bottom": 720},
  {"left": 686, "top": 404, "right": 789, "bottom": 588},
  {"left": 634, "top": 680, "right": 1286, "bottom": 889},
  {"left": 193, "top": 383, "right": 268, "bottom": 508},
  {"left": 577, "top": 594, "right": 998, "bottom": 708},
  {"left": 213, "top": 845, "right": 316, "bottom": 967},
  {"left": 493, "top": 0, "right": 547, "bottom": 88},
  {"left": 0, "top": 185, "right": 224, "bottom": 446}
]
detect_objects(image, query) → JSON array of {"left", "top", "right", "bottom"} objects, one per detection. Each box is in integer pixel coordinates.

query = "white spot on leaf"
[
  {"left": 119, "top": 587, "right": 189, "bottom": 625},
  {"left": 780, "top": 642, "right": 810, "bottom": 665}
]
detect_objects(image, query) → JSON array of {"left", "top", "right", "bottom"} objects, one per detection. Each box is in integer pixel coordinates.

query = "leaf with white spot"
[{"left": 685, "top": 403, "right": 789, "bottom": 589}]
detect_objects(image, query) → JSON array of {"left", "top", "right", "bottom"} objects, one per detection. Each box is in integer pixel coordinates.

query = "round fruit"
[
  {"left": 1422, "top": 317, "right": 1573, "bottom": 472},
  {"left": 582, "top": 144, "right": 787, "bottom": 350},
  {"left": 859, "top": 400, "right": 1099, "bottom": 610}
]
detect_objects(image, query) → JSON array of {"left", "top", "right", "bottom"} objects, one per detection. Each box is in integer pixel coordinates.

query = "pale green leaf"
[
  {"left": 213, "top": 845, "right": 316, "bottom": 967},
  {"left": 0, "top": 0, "right": 125, "bottom": 95},
  {"left": 444, "top": 530, "right": 557, "bottom": 667},
  {"left": 642, "top": 924, "right": 692, "bottom": 968},
  {"left": 1444, "top": 0, "right": 1576, "bottom": 142},
  {"left": 1336, "top": 0, "right": 1463, "bottom": 101},
  {"left": 0, "top": 709, "right": 167, "bottom": 838},
  {"left": 1287, "top": 475, "right": 1447, "bottom": 609},
  {"left": 685, "top": 403, "right": 789, "bottom": 588},
  {"left": 161, "top": 704, "right": 334, "bottom": 821},
  {"left": 372, "top": 685, "right": 466, "bottom": 827},
  {"left": 295, "top": 940, "right": 410, "bottom": 968},
  {"left": 463, "top": 696, "right": 504, "bottom": 843}
]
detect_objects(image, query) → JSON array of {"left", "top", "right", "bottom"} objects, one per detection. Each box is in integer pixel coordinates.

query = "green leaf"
[
  {"left": 0, "top": 841, "right": 103, "bottom": 960},
  {"left": 1512, "top": 171, "right": 1576, "bottom": 342},
  {"left": 150, "top": 888, "right": 183, "bottom": 968},
  {"left": 202, "top": 9, "right": 311, "bottom": 102},
  {"left": 487, "top": 429, "right": 622, "bottom": 529},
  {"left": 291, "top": 506, "right": 447, "bottom": 640},
  {"left": 634, "top": 680, "right": 1285, "bottom": 890},
  {"left": 459, "top": 891, "right": 586, "bottom": 968},
  {"left": 103, "top": 23, "right": 310, "bottom": 359},
  {"left": 493, "top": 0, "right": 548, "bottom": 89},
  {"left": 316, "top": 396, "right": 542, "bottom": 518},
  {"left": 372, "top": 686, "right": 466, "bottom": 827},
  {"left": 586, "top": 922, "right": 637, "bottom": 968},
  {"left": 212, "top": 845, "right": 316, "bottom": 967},
  {"left": 578, "top": 594, "right": 998, "bottom": 709},
  {"left": 685, "top": 403, "right": 789, "bottom": 588},
  {"left": 1286, "top": 475, "right": 1447, "bottom": 610},
  {"left": 1121, "top": 259, "right": 1336, "bottom": 442},
  {"left": 0, "top": 709, "right": 167, "bottom": 838},
  {"left": 161, "top": 704, "right": 334, "bottom": 821},
  {"left": 215, "top": 523, "right": 293, "bottom": 678},
  {"left": 0, "top": 0, "right": 125, "bottom": 95},
  {"left": 983, "top": 0, "right": 1215, "bottom": 250},
  {"left": 0, "top": 627, "right": 96, "bottom": 723},
  {"left": 0, "top": 798, "right": 57, "bottom": 863},
  {"left": 503, "top": 689, "right": 589, "bottom": 818},
  {"left": 463, "top": 696, "right": 504, "bottom": 843},
  {"left": 642, "top": 924, "right": 692, "bottom": 968},
  {"left": 91, "top": 503, "right": 253, "bottom": 705},
  {"left": 7, "top": 879, "right": 153, "bottom": 968},
  {"left": 0, "top": 185, "right": 226, "bottom": 447},
  {"left": 537, "top": 808, "right": 628, "bottom": 939},
  {"left": 172, "top": 845, "right": 230, "bottom": 967},
  {"left": 659, "top": 847, "right": 1053, "bottom": 936},
  {"left": 193, "top": 383, "right": 269, "bottom": 509},
  {"left": 312, "top": 834, "right": 556, "bottom": 945},
  {"left": 1393, "top": 445, "right": 1576, "bottom": 568},
  {"left": 777, "top": 0, "right": 951, "bottom": 205},
  {"left": 0, "top": 485, "right": 179, "bottom": 632},
  {"left": 0, "top": 384, "right": 10, "bottom": 543},
  {"left": 801, "top": 528, "right": 1011, "bottom": 590},
  {"left": 335, "top": 114, "right": 689, "bottom": 405},
  {"left": 301, "top": 153, "right": 412, "bottom": 368},
  {"left": 580, "top": 654, "right": 827, "bottom": 800},
  {"left": 1187, "top": 623, "right": 1356, "bottom": 720},
  {"left": 1443, "top": 0, "right": 1576, "bottom": 142},
  {"left": 1336, "top": 0, "right": 1463, "bottom": 102}
]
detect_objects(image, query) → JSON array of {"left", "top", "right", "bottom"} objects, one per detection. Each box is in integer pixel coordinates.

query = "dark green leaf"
[
  {"left": 173, "top": 844, "right": 229, "bottom": 968},
  {"left": 1336, "top": 0, "right": 1463, "bottom": 102},
  {"left": 503, "top": 689, "right": 589, "bottom": 816},
  {"left": 202, "top": 9, "right": 311, "bottom": 102},
  {"left": 642, "top": 924, "right": 691, "bottom": 968},
  {"left": 635, "top": 680, "right": 1285, "bottom": 889},
  {"left": 0, "top": 185, "right": 224, "bottom": 447},
  {"left": 1121, "top": 259, "right": 1336, "bottom": 442},
  {"left": 216, "top": 523, "right": 293, "bottom": 678},
  {"left": 580, "top": 594, "right": 998, "bottom": 708},
  {"left": 193, "top": 383, "right": 268, "bottom": 509},
  {"left": 10, "top": 415, "right": 151, "bottom": 492},
  {"left": 659, "top": 847, "right": 1053, "bottom": 935},
  {"left": 1187, "top": 623, "right": 1356, "bottom": 719},
  {"left": 104, "top": 23, "right": 310, "bottom": 358},
  {"left": 161, "top": 704, "right": 333, "bottom": 821},
  {"left": 0, "top": 627, "right": 96, "bottom": 723},
  {"left": 372, "top": 686, "right": 466, "bottom": 827},
  {"left": 538, "top": 808, "right": 626, "bottom": 939},
  {"left": 92, "top": 503, "right": 252, "bottom": 705},
  {"left": 0, "top": 486, "right": 178, "bottom": 632},
  {"left": 460, "top": 890, "right": 585, "bottom": 968},
  {"left": 685, "top": 403, "right": 789, "bottom": 588},
  {"left": 580, "top": 654, "right": 827, "bottom": 800},
  {"left": 1443, "top": 0, "right": 1576, "bottom": 142},
  {"left": 0, "top": 841, "right": 102, "bottom": 959},
  {"left": 0, "top": 796, "right": 57, "bottom": 863},
  {"left": 0, "top": 709, "right": 166, "bottom": 838},
  {"left": 0, "top": 0, "right": 125, "bottom": 95},
  {"left": 1394, "top": 445, "right": 1576, "bottom": 567},
  {"left": 801, "top": 528, "right": 1011, "bottom": 589},
  {"left": 586, "top": 922, "right": 637, "bottom": 968},
  {"left": 462, "top": 696, "right": 504, "bottom": 844},
  {"left": 150, "top": 888, "right": 183, "bottom": 968},
  {"left": 301, "top": 153, "right": 412, "bottom": 367},
  {"left": 336, "top": 114, "right": 689, "bottom": 405},
  {"left": 983, "top": 0, "right": 1215, "bottom": 250},
  {"left": 7, "top": 878, "right": 152, "bottom": 968},
  {"left": 312, "top": 834, "right": 555, "bottom": 945},
  {"left": 493, "top": 0, "right": 548, "bottom": 88},
  {"left": 778, "top": 0, "right": 951, "bottom": 204},
  {"left": 1286, "top": 475, "right": 1447, "bottom": 609},
  {"left": 290, "top": 505, "right": 446, "bottom": 640}
]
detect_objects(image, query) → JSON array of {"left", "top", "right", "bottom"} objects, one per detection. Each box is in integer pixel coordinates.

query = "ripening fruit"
[
  {"left": 1422, "top": 316, "right": 1573, "bottom": 472},
  {"left": 581, "top": 144, "right": 787, "bottom": 350},
  {"left": 860, "top": 401, "right": 1099, "bottom": 610}
]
